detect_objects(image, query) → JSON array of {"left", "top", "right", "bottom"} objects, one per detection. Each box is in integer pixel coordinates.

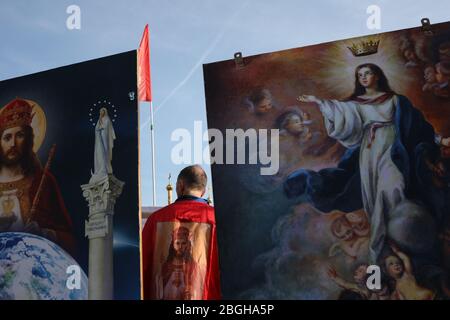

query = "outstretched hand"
[
  {"left": 327, "top": 266, "right": 338, "bottom": 279},
  {"left": 184, "top": 290, "right": 192, "bottom": 300},
  {"left": 297, "top": 95, "right": 319, "bottom": 104},
  {"left": 389, "top": 242, "right": 400, "bottom": 254}
]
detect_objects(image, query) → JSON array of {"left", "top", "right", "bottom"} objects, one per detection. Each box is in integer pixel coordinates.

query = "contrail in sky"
[{"left": 141, "top": 0, "right": 251, "bottom": 129}]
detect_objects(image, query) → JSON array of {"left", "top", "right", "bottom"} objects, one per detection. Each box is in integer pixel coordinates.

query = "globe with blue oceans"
[{"left": 0, "top": 232, "right": 88, "bottom": 300}]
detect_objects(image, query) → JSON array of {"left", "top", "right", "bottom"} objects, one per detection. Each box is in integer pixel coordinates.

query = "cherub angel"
[
  {"left": 327, "top": 264, "right": 370, "bottom": 299},
  {"left": 328, "top": 213, "right": 369, "bottom": 261},
  {"left": 383, "top": 244, "right": 435, "bottom": 300},
  {"left": 275, "top": 108, "right": 313, "bottom": 141}
]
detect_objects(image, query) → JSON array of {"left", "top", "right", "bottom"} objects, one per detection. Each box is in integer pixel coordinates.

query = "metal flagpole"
[{"left": 150, "top": 101, "right": 156, "bottom": 206}]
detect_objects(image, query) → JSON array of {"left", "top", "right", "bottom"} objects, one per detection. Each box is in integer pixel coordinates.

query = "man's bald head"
[{"left": 176, "top": 165, "right": 207, "bottom": 197}]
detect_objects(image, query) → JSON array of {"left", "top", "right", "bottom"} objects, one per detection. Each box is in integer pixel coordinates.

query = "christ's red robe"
[{"left": 28, "top": 170, "right": 77, "bottom": 257}]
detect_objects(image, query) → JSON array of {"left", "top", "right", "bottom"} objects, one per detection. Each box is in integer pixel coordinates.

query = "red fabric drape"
[
  {"left": 142, "top": 200, "right": 221, "bottom": 300},
  {"left": 137, "top": 24, "right": 152, "bottom": 102}
]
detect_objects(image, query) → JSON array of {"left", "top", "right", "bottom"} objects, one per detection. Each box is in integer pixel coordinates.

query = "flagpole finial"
[
  {"left": 166, "top": 173, "right": 173, "bottom": 205},
  {"left": 234, "top": 52, "right": 245, "bottom": 69}
]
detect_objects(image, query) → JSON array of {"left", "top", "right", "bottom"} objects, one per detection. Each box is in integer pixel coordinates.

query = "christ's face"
[
  {"left": 285, "top": 115, "right": 305, "bottom": 134},
  {"left": 0, "top": 126, "right": 26, "bottom": 165},
  {"left": 358, "top": 67, "right": 378, "bottom": 89},
  {"left": 255, "top": 97, "right": 273, "bottom": 114},
  {"left": 385, "top": 256, "right": 403, "bottom": 278},
  {"left": 174, "top": 238, "right": 189, "bottom": 256}
]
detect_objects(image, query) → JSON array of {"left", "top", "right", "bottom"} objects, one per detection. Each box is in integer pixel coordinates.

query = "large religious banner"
[
  {"left": 204, "top": 20, "right": 450, "bottom": 299},
  {"left": 0, "top": 51, "right": 140, "bottom": 299}
]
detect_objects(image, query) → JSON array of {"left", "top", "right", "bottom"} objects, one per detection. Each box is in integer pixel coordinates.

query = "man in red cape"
[{"left": 142, "top": 165, "right": 221, "bottom": 300}]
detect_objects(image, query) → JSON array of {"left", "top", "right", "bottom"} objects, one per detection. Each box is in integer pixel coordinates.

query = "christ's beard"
[
  {"left": 175, "top": 250, "right": 189, "bottom": 258},
  {"left": 0, "top": 148, "right": 23, "bottom": 166}
]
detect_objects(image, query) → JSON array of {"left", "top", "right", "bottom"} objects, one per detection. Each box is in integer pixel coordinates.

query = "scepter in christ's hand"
[{"left": 27, "top": 144, "right": 57, "bottom": 224}]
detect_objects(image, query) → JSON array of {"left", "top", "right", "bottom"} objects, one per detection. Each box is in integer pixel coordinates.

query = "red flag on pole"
[
  {"left": 138, "top": 24, "right": 152, "bottom": 102},
  {"left": 138, "top": 24, "right": 157, "bottom": 205}
]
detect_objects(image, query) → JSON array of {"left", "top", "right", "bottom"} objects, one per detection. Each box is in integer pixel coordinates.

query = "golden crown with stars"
[
  {"left": 0, "top": 98, "right": 34, "bottom": 130},
  {"left": 347, "top": 39, "right": 380, "bottom": 57}
]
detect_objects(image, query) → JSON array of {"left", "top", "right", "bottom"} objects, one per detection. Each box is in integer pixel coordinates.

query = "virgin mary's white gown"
[{"left": 318, "top": 95, "right": 406, "bottom": 262}]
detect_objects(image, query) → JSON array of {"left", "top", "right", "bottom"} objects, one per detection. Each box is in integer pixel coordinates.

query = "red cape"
[{"left": 142, "top": 200, "right": 221, "bottom": 300}]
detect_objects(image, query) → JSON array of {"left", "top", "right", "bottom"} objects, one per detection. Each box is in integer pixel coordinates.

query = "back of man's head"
[{"left": 176, "top": 165, "right": 207, "bottom": 197}]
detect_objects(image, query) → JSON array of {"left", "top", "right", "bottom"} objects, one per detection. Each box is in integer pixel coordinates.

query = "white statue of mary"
[{"left": 91, "top": 107, "right": 116, "bottom": 182}]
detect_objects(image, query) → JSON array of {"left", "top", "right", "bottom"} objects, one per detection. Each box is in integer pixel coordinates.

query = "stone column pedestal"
[{"left": 81, "top": 174, "right": 124, "bottom": 300}]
